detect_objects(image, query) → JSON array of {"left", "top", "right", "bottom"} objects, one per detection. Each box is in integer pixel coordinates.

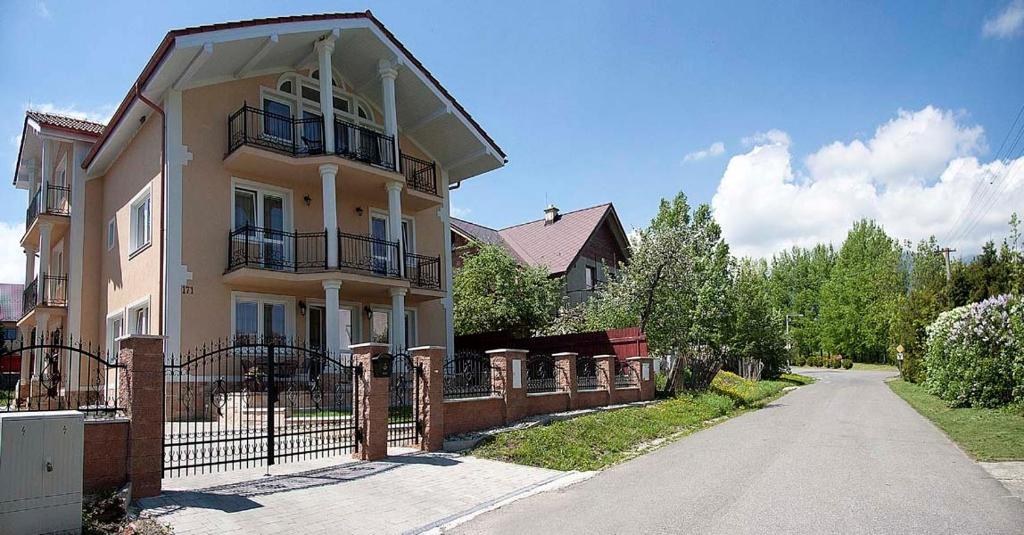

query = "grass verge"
[
  {"left": 470, "top": 373, "right": 797, "bottom": 471},
  {"left": 888, "top": 379, "right": 1024, "bottom": 461},
  {"left": 852, "top": 362, "right": 898, "bottom": 372},
  {"left": 779, "top": 373, "right": 815, "bottom": 386}
]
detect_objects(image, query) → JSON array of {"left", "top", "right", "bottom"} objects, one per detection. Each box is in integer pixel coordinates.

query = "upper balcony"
[
  {"left": 21, "top": 184, "right": 71, "bottom": 248},
  {"left": 224, "top": 105, "right": 439, "bottom": 208},
  {"left": 223, "top": 225, "right": 442, "bottom": 298}
]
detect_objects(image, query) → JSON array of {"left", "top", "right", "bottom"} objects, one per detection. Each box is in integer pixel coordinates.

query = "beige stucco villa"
[{"left": 11, "top": 11, "right": 506, "bottom": 382}]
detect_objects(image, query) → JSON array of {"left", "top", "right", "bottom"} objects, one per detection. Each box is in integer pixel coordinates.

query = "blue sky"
[{"left": 0, "top": 0, "right": 1022, "bottom": 279}]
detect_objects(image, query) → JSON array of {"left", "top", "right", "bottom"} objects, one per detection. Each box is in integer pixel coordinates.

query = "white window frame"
[
  {"left": 56, "top": 157, "right": 67, "bottom": 187},
  {"left": 305, "top": 298, "right": 361, "bottom": 349},
  {"left": 126, "top": 296, "right": 151, "bottom": 335},
  {"left": 129, "top": 185, "right": 152, "bottom": 255},
  {"left": 230, "top": 291, "right": 296, "bottom": 341},
  {"left": 368, "top": 208, "right": 416, "bottom": 254},
  {"left": 106, "top": 310, "right": 124, "bottom": 356},
  {"left": 585, "top": 265, "right": 597, "bottom": 290},
  {"left": 230, "top": 178, "right": 293, "bottom": 232},
  {"left": 274, "top": 71, "right": 382, "bottom": 130},
  {"left": 107, "top": 217, "right": 116, "bottom": 251},
  {"left": 368, "top": 305, "right": 418, "bottom": 347}
]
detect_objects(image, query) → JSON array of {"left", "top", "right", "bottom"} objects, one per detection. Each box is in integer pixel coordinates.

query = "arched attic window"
[
  {"left": 310, "top": 69, "right": 339, "bottom": 87},
  {"left": 279, "top": 80, "right": 293, "bottom": 94}
]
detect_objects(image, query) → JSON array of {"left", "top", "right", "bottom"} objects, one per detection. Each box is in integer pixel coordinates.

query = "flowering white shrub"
[{"left": 923, "top": 294, "right": 1023, "bottom": 408}]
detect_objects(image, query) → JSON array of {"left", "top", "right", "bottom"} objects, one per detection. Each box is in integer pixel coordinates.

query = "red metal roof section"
[
  {"left": 497, "top": 204, "right": 614, "bottom": 275},
  {"left": 83, "top": 11, "right": 506, "bottom": 169}
]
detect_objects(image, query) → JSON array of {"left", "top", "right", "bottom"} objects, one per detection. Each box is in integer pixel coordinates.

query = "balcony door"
[
  {"left": 234, "top": 186, "right": 289, "bottom": 269},
  {"left": 370, "top": 215, "right": 390, "bottom": 275},
  {"left": 262, "top": 97, "right": 293, "bottom": 143}
]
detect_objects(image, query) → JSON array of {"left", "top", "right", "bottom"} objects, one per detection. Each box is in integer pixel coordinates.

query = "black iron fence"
[
  {"left": 526, "top": 353, "right": 560, "bottom": 394},
  {"left": 228, "top": 226, "right": 328, "bottom": 272},
  {"left": 228, "top": 105, "right": 326, "bottom": 157},
  {"left": 404, "top": 253, "right": 441, "bottom": 290},
  {"left": 25, "top": 184, "right": 71, "bottom": 228},
  {"left": 576, "top": 355, "right": 600, "bottom": 390},
  {"left": 339, "top": 231, "right": 401, "bottom": 277},
  {"left": 164, "top": 338, "right": 360, "bottom": 477},
  {"left": 443, "top": 351, "right": 498, "bottom": 400},
  {"left": 334, "top": 119, "right": 396, "bottom": 171},
  {"left": 22, "top": 275, "right": 68, "bottom": 317},
  {"left": 0, "top": 333, "right": 124, "bottom": 418},
  {"left": 401, "top": 153, "right": 437, "bottom": 196},
  {"left": 615, "top": 360, "right": 639, "bottom": 389}
]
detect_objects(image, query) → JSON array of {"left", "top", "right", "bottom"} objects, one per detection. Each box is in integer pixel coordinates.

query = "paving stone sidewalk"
[{"left": 137, "top": 450, "right": 572, "bottom": 534}]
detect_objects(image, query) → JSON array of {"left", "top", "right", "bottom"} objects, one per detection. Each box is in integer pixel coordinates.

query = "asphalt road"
[{"left": 450, "top": 369, "right": 1024, "bottom": 534}]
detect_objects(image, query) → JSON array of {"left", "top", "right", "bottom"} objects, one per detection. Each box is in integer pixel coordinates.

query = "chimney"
[{"left": 543, "top": 204, "right": 560, "bottom": 225}]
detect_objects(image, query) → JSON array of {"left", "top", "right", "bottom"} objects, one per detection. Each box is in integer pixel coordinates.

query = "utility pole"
[
  {"left": 785, "top": 313, "right": 803, "bottom": 351},
  {"left": 937, "top": 247, "right": 956, "bottom": 282}
]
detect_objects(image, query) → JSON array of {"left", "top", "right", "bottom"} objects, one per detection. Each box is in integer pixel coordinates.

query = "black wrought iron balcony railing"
[
  {"left": 228, "top": 105, "right": 326, "bottom": 157},
  {"left": 334, "top": 118, "right": 396, "bottom": 172},
  {"left": 25, "top": 184, "right": 71, "bottom": 228},
  {"left": 404, "top": 253, "right": 441, "bottom": 290},
  {"left": 22, "top": 275, "right": 68, "bottom": 318},
  {"left": 338, "top": 231, "right": 402, "bottom": 277},
  {"left": 227, "top": 226, "right": 328, "bottom": 272},
  {"left": 400, "top": 153, "right": 438, "bottom": 196}
]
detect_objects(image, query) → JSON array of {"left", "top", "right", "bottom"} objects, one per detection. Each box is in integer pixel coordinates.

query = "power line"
[{"left": 949, "top": 127, "right": 1024, "bottom": 246}]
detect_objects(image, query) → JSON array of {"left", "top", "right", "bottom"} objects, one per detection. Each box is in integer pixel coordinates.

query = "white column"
[
  {"left": 18, "top": 325, "right": 32, "bottom": 385},
  {"left": 320, "top": 164, "right": 339, "bottom": 268},
  {"left": 163, "top": 89, "right": 192, "bottom": 359},
  {"left": 390, "top": 287, "right": 407, "bottom": 352},
  {"left": 24, "top": 246, "right": 36, "bottom": 287},
  {"left": 34, "top": 312, "right": 50, "bottom": 376},
  {"left": 378, "top": 60, "right": 400, "bottom": 168},
  {"left": 316, "top": 38, "right": 336, "bottom": 151},
  {"left": 38, "top": 222, "right": 52, "bottom": 284},
  {"left": 324, "top": 280, "right": 342, "bottom": 354},
  {"left": 386, "top": 182, "right": 404, "bottom": 276},
  {"left": 40, "top": 140, "right": 53, "bottom": 212},
  {"left": 440, "top": 169, "right": 455, "bottom": 355}
]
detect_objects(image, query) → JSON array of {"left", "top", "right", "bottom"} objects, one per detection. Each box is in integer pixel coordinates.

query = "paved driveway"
[{"left": 451, "top": 369, "right": 1024, "bottom": 534}]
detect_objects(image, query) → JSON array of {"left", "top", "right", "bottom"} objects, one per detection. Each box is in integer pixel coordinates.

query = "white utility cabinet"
[{"left": 0, "top": 411, "right": 84, "bottom": 535}]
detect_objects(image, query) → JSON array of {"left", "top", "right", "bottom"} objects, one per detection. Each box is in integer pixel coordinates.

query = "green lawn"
[
  {"left": 888, "top": 379, "right": 1024, "bottom": 461},
  {"left": 471, "top": 373, "right": 801, "bottom": 471},
  {"left": 779, "top": 373, "right": 815, "bottom": 386},
  {"left": 852, "top": 362, "right": 898, "bottom": 372}
]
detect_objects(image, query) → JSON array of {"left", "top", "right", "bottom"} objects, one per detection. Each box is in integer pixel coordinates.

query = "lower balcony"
[
  {"left": 223, "top": 226, "right": 443, "bottom": 294},
  {"left": 19, "top": 274, "right": 68, "bottom": 327}
]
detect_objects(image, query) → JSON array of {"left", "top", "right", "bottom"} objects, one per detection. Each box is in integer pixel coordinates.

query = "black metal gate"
[
  {"left": 163, "top": 339, "right": 360, "bottom": 477},
  {"left": 386, "top": 351, "right": 422, "bottom": 446}
]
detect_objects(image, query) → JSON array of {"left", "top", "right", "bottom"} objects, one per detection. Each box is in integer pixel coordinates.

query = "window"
[
  {"left": 107, "top": 218, "right": 116, "bottom": 251},
  {"left": 262, "top": 97, "right": 293, "bottom": 141},
  {"left": 106, "top": 312, "right": 124, "bottom": 355},
  {"left": 368, "top": 307, "right": 417, "bottom": 347},
  {"left": 232, "top": 293, "right": 293, "bottom": 343},
  {"left": 129, "top": 188, "right": 152, "bottom": 254},
  {"left": 127, "top": 300, "right": 149, "bottom": 335},
  {"left": 279, "top": 80, "right": 293, "bottom": 94},
  {"left": 585, "top": 266, "right": 597, "bottom": 290}
]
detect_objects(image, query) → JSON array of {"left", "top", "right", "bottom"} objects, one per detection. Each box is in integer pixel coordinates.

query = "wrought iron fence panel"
[
  {"left": 576, "top": 355, "right": 600, "bottom": 391},
  {"left": 385, "top": 351, "right": 421, "bottom": 446},
  {"left": 227, "top": 225, "right": 327, "bottom": 273},
  {"left": 228, "top": 104, "right": 325, "bottom": 156},
  {"left": 443, "top": 351, "right": 497, "bottom": 400},
  {"left": 339, "top": 231, "right": 401, "bottom": 277},
  {"left": 404, "top": 253, "right": 441, "bottom": 290},
  {"left": 163, "top": 337, "right": 359, "bottom": 478},
  {"left": 0, "top": 333, "right": 124, "bottom": 418},
  {"left": 334, "top": 119, "right": 396, "bottom": 171},
  {"left": 400, "top": 153, "right": 437, "bottom": 195},
  {"left": 526, "top": 354, "right": 559, "bottom": 394},
  {"left": 615, "top": 360, "right": 639, "bottom": 389}
]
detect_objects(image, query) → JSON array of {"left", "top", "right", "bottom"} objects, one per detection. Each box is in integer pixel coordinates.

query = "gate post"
[
  {"left": 350, "top": 343, "right": 389, "bottom": 461},
  {"left": 409, "top": 346, "right": 445, "bottom": 451},
  {"left": 594, "top": 355, "right": 615, "bottom": 405},
  {"left": 628, "top": 356, "right": 656, "bottom": 400},
  {"left": 118, "top": 335, "right": 166, "bottom": 499},
  {"left": 553, "top": 352, "right": 578, "bottom": 409},
  {"left": 486, "top": 349, "right": 528, "bottom": 423}
]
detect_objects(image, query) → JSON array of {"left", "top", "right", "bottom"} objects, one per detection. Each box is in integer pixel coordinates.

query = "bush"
[
  {"left": 793, "top": 355, "right": 806, "bottom": 366},
  {"left": 923, "top": 294, "right": 1023, "bottom": 408},
  {"left": 842, "top": 358, "right": 853, "bottom": 369}
]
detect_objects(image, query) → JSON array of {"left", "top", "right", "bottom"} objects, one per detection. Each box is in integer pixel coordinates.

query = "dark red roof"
[
  {"left": 25, "top": 110, "right": 105, "bottom": 136},
  {"left": 84, "top": 11, "right": 505, "bottom": 168}
]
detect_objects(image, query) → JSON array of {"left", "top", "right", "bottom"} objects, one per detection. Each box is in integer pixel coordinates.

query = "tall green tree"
[
  {"left": 819, "top": 219, "right": 903, "bottom": 362},
  {"left": 768, "top": 244, "right": 835, "bottom": 356},
  {"left": 731, "top": 257, "right": 788, "bottom": 378},
  {"left": 453, "top": 244, "right": 562, "bottom": 336},
  {"left": 889, "top": 236, "right": 950, "bottom": 381}
]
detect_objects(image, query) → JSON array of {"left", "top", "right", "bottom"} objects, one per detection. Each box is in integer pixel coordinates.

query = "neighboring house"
[
  {"left": 10, "top": 11, "right": 506, "bottom": 389},
  {"left": 452, "top": 203, "right": 631, "bottom": 305},
  {"left": 0, "top": 284, "right": 23, "bottom": 377}
]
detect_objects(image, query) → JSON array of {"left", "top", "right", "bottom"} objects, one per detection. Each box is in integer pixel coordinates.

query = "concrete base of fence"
[{"left": 84, "top": 419, "right": 130, "bottom": 494}]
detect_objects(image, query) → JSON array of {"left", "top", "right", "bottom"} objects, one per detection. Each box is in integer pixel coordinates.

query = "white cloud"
[
  {"left": 36, "top": 1, "right": 50, "bottom": 18},
  {"left": 711, "top": 106, "right": 1024, "bottom": 259},
  {"left": 683, "top": 141, "right": 725, "bottom": 162},
  {"left": 0, "top": 222, "right": 26, "bottom": 284},
  {"left": 25, "top": 102, "right": 114, "bottom": 124},
  {"left": 983, "top": 0, "right": 1024, "bottom": 39},
  {"left": 449, "top": 200, "right": 471, "bottom": 219},
  {"left": 742, "top": 129, "right": 791, "bottom": 147}
]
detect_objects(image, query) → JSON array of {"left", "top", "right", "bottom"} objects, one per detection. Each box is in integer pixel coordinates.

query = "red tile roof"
[
  {"left": 83, "top": 11, "right": 505, "bottom": 169},
  {"left": 456, "top": 204, "right": 625, "bottom": 275},
  {"left": 0, "top": 283, "right": 24, "bottom": 323},
  {"left": 25, "top": 110, "right": 105, "bottom": 136}
]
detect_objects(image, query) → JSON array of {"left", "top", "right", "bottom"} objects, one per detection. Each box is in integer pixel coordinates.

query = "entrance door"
[{"left": 308, "top": 305, "right": 326, "bottom": 351}]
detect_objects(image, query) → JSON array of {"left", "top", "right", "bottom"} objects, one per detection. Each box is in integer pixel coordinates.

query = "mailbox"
[{"left": 371, "top": 354, "right": 392, "bottom": 378}]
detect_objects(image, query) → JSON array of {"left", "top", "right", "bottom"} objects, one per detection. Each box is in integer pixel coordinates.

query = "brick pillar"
[
  {"left": 594, "top": 355, "right": 615, "bottom": 405},
  {"left": 629, "top": 356, "right": 656, "bottom": 400},
  {"left": 487, "top": 349, "right": 528, "bottom": 423},
  {"left": 553, "top": 352, "right": 579, "bottom": 409},
  {"left": 350, "top": 343, "right": 390, "bottom": 461},
  {"left": 118, "top": 335, "right": 165, "bottom": 499},
  {"left": 410, "top": 346, "right": 445, "bottom": 451}
]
